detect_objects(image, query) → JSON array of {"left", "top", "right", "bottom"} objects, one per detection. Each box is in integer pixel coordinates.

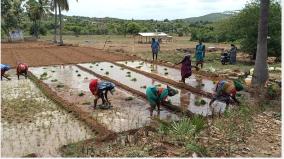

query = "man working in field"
[
  {"left": 89, "top": 79, "right": 116, "bottom": 109},
  {"left": 17, "top": 63, "right": 28, "bottom": 80},
  {"left": 195, "top": 40, "right": 206, "bottom": 69},
  {"left": 209, "top": 80, "right": 244, "bottom": 110},
  {"left": 146, "top": 85, "right": 178, "bottom": 116},
  {"left": 1, "top": 64, "right": 11, "bottom": 80},
  {"left": 151, "top": 38, "right": 160, "bottom": 61}
]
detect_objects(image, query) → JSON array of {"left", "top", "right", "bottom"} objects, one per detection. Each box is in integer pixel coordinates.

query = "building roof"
[{"left": 138, "top": 32, "right": 168, "bottom": 37}]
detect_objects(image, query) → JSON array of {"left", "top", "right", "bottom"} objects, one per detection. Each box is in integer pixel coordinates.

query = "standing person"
[
  {"left": 16, "top": 63, "right": 28, "bottom": 80},
  {"left": 1, "top": 64, "right": 11, "bottom": 80},
  {"left": 151, "top": 38, "right": 160, "bottom": 61},
  {"left": 146, "top": 85, "right": 178, "bottom": 116},
  {"left": 229, "top": 44, "right": 237, "bottom": 64},
  {"left": 195, "top": 40, "right": 206, "bottom": 69},
  {"left": 89, "top": 79, "right": 116, "bottom": 109},
  {"left": 209, "top": 80, "right": 244, "bottom": 110}
]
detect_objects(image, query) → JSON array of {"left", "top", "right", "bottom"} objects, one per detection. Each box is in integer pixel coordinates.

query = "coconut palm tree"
[
  {"left": 26, "top": 0, "right": 50, "bottom": 38},
  {"left": 252, "top": 0, "right": 269, "bottom": 87},
  {"left": 50, "top": 0, "right": 58, "bottom": 43}
]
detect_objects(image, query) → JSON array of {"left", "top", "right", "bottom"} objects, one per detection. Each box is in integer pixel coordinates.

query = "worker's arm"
[
  {"left": 231, "top": 95, "right": 240, "bottom": 105},
  {"left": 2, "top": 74, "right": 11, "bottom": 80}
]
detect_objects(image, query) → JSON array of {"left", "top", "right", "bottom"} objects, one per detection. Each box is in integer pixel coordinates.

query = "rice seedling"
[
  {"left": 140, "top": 85, "right": 147, "bottom": 89},
  {"left": 131, "top": 78, "right": 137, "bottom": 82},
  {"left": 105, "top": 71, "right": 109, "bottom": 75},
  {"left": 126, "top": 74, "right": 131, "bottom": 77},
  {"left": 125, "top": 97, "right": 134, "bottom": 101},
  {"left": 110, "top": 65, "right": 114, "bottom": 68},
  {"left": 164, "top": 68, "right": 168, "bottom": 71},
  {"left": 164, "top": 72, "right": 169, "bottom": 75},
  {"left": 75, "top": 70, "right": 79, "bottom": 73},
  {"left": 120, "top": 67, "right": 125, "bottom": 70},
  {"left": 56, "top": 84, "right": 64, "bottom": 88},
  {"left": 127, "top": 72, "right": 131, "bottom": 74},
  {"left": 100, "top": 68, "right": 104, "bottom": 71},
  {"left": 51, "top": 79, "right": 58, "bottom": 82},
  {"left": 136, "top": 66, "right": 142, "bottom": 69},
  {"left": 77, "top": 74, "right": 81, "bottom": 77},
  {"left": 89, "top": 66, "right": 93, "bottom": 68},
  {"left": 78, "top": 92, "right": 85, "bottom": 97}
]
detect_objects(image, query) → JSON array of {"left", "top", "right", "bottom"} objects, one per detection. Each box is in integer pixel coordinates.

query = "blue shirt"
[
  {"left": 98, "top": 81, "right": 115, "bottom": 91},
  {"left": 1, "top": 64, "right": 10, "bottom": 71}
]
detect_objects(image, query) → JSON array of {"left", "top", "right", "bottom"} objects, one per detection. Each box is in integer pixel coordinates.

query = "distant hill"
[{"left": 182, "top": 11, "right": 238, "bottom": 23}]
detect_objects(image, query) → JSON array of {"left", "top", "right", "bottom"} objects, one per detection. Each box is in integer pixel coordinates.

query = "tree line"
[{"left": 1, "top": 0, "right": 281, "bottom": 58}]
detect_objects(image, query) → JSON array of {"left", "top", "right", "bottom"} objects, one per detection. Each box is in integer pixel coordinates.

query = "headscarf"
[{"left": 233, "top": 80, "right": 244, "bottom": 91}]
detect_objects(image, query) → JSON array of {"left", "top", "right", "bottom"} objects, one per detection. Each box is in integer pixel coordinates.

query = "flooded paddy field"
[
  {"left": 29, "top": 65, "right": 179, "bottom": 132},
  {"left": 78, "top": 62, "right": 226, "bottom": 115},
  {"left": 1, "top": 70, "right": 94, "bottom": 157},
  {"left": 116, "top": 60, "right": 216, "bottom": 93}
]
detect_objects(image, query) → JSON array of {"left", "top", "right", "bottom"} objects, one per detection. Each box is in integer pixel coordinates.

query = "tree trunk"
[
  {"left": 53, "top": 1, "right": 57, "bottom": 43},
  {"left": 58, "top": 4, "right": 63, "bottom": 45},
  {"left": 252, "top": 0, "right": 269, "bottom": 87}
]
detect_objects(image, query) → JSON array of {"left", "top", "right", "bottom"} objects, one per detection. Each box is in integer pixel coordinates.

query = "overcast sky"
[{"left": 62, "top": 0, "right": 249, "bottom": 20}]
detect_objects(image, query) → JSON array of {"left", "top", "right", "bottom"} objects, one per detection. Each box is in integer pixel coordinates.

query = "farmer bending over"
[
  {"left": 209, "top": 80, "right": 244, "bottom": 110},
  {"left": 175, "top": 50, "right": 199, "bottom": 83},
  {"left": 89, "top": 79, "right": 116, "bottom": 109},
  {"left": 17, "top": 63, "right": 28, "bottom": 80},
  {"left": 146, "top": 85, "right": 178, "bottom": 116},
  {"left": 1, "top": 64, "right": 11, "bottom": 80}
]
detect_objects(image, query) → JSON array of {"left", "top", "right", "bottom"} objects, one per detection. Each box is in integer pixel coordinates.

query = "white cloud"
[{"left": 63, "top": 0, "right": 248, "bottom": 20}]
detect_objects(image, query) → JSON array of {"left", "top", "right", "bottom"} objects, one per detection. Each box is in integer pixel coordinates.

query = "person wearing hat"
[
  {"left": 89, "top": 79, "right": 116, "bottom": 109},
  {"left": 175, "top": 49, "right": 199, "bottom": 83},
  {"left": 1, "top": 64, "right": 11, "bottom": 80},
  {"left": 146, "top": 85, "right": 178, "bottom": 116},
  {"left": 209, "top": 80, "right": 244, "bottom": 109}
]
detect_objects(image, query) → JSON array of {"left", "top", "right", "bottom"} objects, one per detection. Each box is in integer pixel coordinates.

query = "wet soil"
[
  {"left": 116, "top": 60, "right": 216, "bottom": 93},
  {"left": 1, "top": 70, "right": 94, "bottom": 157},
  {"left": 29, "top": 65, "right": 179, "bottom": 132},
  {"left": 78, "top": 62, "right": 226, "bottom": 116}
]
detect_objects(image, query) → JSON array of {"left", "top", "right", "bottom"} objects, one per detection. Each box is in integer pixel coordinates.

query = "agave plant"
[{"left": 169, "top": 118, "right": 196, "bottom": 140}]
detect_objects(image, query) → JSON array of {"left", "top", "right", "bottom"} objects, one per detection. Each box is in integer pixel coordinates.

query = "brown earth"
[{"left": 1, "top": 41, "right": 135, "bottom": 68}]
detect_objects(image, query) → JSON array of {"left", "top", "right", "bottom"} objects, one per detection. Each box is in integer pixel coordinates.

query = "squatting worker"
[
  {"left": 209, "top": 80, "right": 244, "bottom": 110},
  {"left": 151, "top": 38, "right": 160, "bottom": 61},
  {"left": 195, "top": 40, "right": 206, "bottom": 69},
  {"left": 1, "top": 64, "right": 11, "bottom": 80},
  {"left": 146, "top": 85, "right": 178, "bottom": 116},
  {"left": 16, "top": 63, "right": 28, "bottom": 80},
  {"left": 89, "top": 79, "right": 116, "bottom": 109}
]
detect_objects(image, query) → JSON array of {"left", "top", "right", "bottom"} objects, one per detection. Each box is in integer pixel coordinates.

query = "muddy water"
[
  {"left": 1, "top": 70, "right": 94, "bottom": 157},
  {"left": 78, "top": 62, "right": 226, "bottom": 116},
  {"left": 116, "top": 60, "right": 215, "bottom": 93},
  {"left": 29, "top": 65, "right": 179, "bottom": 132}
]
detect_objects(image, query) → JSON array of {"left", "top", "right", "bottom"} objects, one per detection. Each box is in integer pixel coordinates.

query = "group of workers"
[
  {"left": 1, "top": 63, "right": 29, "bottom": 80},
  {"left": 1, "top": 40, "right": 243, "bottom": 116}
]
